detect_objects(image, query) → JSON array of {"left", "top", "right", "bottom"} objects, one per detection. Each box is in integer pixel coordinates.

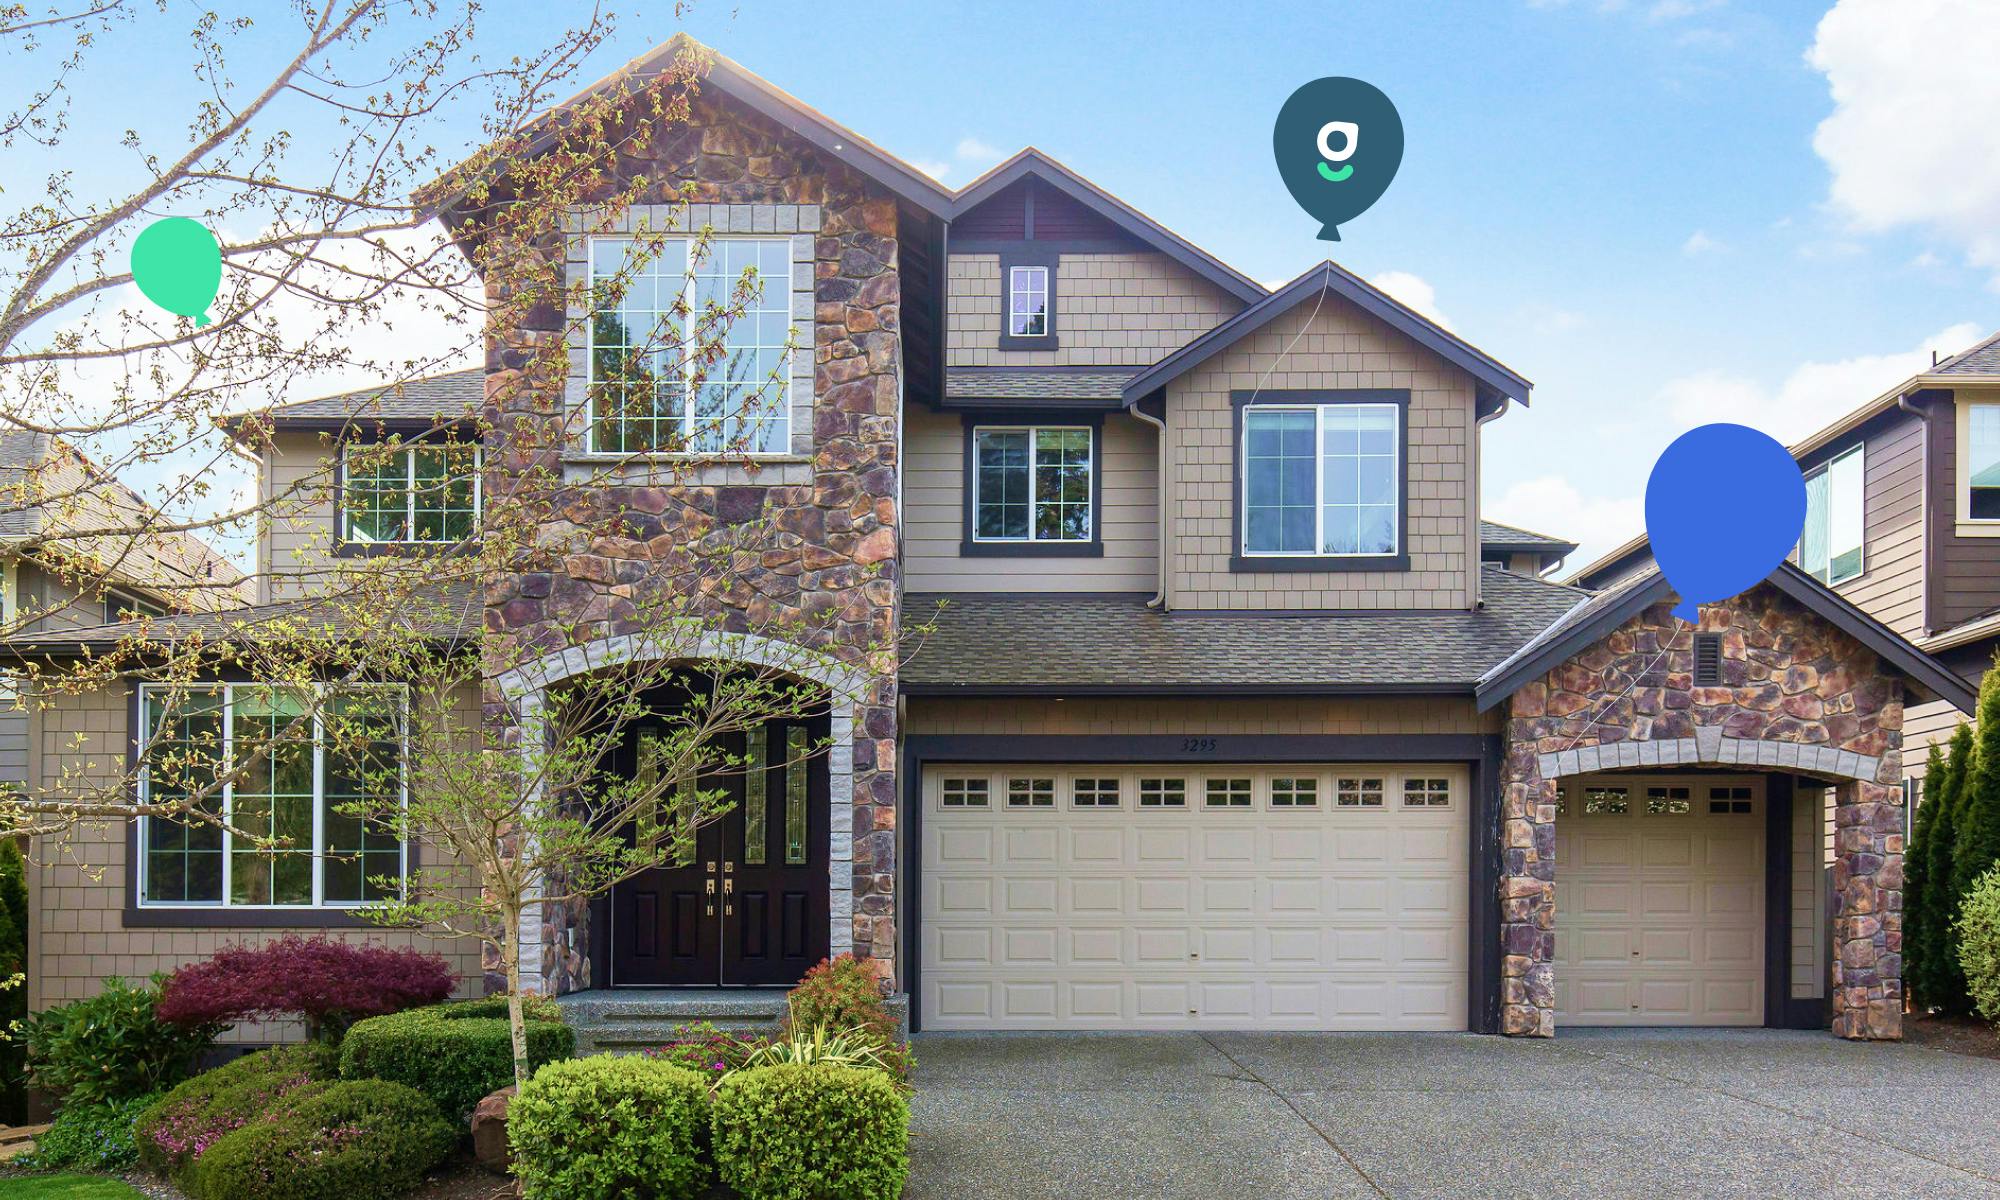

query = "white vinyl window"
[
  {"left": 1799, "top": 444, "right": 1863, "bottom": 584},
  {"left": 1008, "top": 265, "right": 1049, "bottom": 337},
  {"left": 972, "top": 426, "right": 1092, "bottom": 542},
  {"left": 137, "top": 684, "right": 407, "bottom": 909},
  {"left": 587, "top": 236, "right": 794, "bottom": 455},
  {"left": 1242, "top": 402, "right": 1399, "bottom": 557},
  {"left": 1967, "top": 403, "right": 2000, "bottom": 522},
  {"left": 341, "top": 444, "right": 481, "bottom": 545}
]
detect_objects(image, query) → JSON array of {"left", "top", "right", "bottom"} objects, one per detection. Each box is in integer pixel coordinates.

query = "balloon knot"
[
  {"left": 194, "top": 313, "right": 212, "bottom": 328},
  {"left": 1318, "top": 224, "right": 1343, "bottom": 242}
]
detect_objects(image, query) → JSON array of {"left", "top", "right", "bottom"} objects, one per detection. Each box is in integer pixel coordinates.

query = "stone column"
[
  {"left": 1831, "top": 778, "right": 1904, "bottom": 1039},
  {"left": 1499, "top": 702, "right": 1557, "bottom": 1036}
]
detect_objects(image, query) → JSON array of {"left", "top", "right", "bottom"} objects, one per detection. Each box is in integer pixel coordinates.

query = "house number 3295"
[{"left": 1180, "top": 737, "right": 1218, "bottom": 754}]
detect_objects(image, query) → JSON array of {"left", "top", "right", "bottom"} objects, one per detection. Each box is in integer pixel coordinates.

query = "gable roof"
[
  {"left": 1474, "top": 562, "right": 1976, "bottom": 714},
  {"left": 949, "top": 150, "right": 1267, "bottom": 306},
  {"left": 221, "top": 368, "right": 484, "bottom": 441},
  {"left": 1119, "top": 261, "right": 1533, "bottom": 413},
  {"left": 1479, "top": 520, "right": 1577, "bottom": 554},
  {"left": 424, "top": 35, "right": 954, "bottom": 225}
]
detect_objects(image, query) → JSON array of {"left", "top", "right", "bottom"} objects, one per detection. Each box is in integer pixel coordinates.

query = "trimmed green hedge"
[
  {"left": 711, "top": 1063, "right": 909, "bottom": 1200},
  {"left": 510, "top": 1055, "right": 711, "bottom": 1200},
  {"left": 182, "top": 1079, "right": 455, "bottom": 1200},
  {"left": 338, "top": 996, "right": 572, "bottom": 1122},
  {"left": 135, "top": 1044, "right": 338, "bottom": 1178}
]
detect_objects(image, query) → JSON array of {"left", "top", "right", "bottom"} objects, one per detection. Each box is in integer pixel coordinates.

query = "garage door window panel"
[
  {"left": 1402, "top": 777, "right": 1451, "bottom": 808},
  {"left": 942, "top": 777, "right": 991, "bottom": 809},
  {"left": 1583, "top": 786, "right": 1630, "bottom": 816},
  {"left": 1336, "top": 777, "right": 1385, "bottom": 808},
  {"left": 1708, "top": 786, "right": 1754, "bottom": 815},
  {"left": 1270, "top": 777, "right": 1319, "bottom": 807},
  {"left": 1139, "top": 778, "right": 1187, "bottom": 808},
  {"left": 1205, "top": 778, "right": 1252, "bottom": 808},
  {"left": 1645, "top": 786, "right": 1692, "bottom": 816},
  {"left": 1008, "top": 776, "right": 1056, "bottom": 808},
  {"left": 1073, "top": 777, "right": 1122, "bottom": 808}
]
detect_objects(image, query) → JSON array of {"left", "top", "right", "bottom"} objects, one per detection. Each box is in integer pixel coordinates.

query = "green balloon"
[{"left": 131, "top": 217, "right": 222, "bottom": 327}]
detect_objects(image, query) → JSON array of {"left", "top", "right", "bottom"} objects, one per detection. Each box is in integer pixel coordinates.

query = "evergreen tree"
[
  {"left": 1928, "top": 723, "right": 1977, "bottom": 1014},
  {"left": 1906, "top": 740, "right": 1948, "bottom": 1011},
  {"left": 1954, "top": 663, "right": 2000, "bottom": 905}
]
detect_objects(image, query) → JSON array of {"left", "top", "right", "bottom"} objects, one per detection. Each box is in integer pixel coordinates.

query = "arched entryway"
[{"left": 493, "top": 628, "right": 868, "bottom": 994}]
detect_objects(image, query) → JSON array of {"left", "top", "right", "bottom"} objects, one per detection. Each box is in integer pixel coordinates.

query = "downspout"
[
  {"left": 1130, "top": 398, "right": 1169, "bottom": 609},
  {"left": 1472, "top": 391, "right": 1511, "bottom": 610}
]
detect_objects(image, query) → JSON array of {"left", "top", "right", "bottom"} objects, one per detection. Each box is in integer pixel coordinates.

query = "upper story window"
[
  {"left": 1799, "top": 444, "right": 1863, "bottom": 584},
  {"left": 1008, "top": 266, "right": 1049, "bottom": 338},
  {"left": 1966, "top": 401, "right": 2000, "bottom": 523},
  {"left": 138, "top": 683, "right": 407, "bottom": 909},
  {"left": 587, "top": 236, "right": 794, "bottom": 456},
  {"left": 341, "top": 443, "right": 481, "bottom": 546},
  {"left": 971, "top": 425, "right": 1093, "bottom": 545},
  {"left": 1241, "top": 399, "right": 1400, "bottom": 559}
]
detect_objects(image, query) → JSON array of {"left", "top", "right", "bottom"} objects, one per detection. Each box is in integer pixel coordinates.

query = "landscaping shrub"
[
  {"left": 783, "top": 955, "right": 912, "bottom": 1083},
  {"left": 645, "top": 1020, "right": 766, "bottom": 1086},
  {"left": 509, "top": 1055, "right": 711, "bottom": 1200},
  {"left": 135, "top": 1043, "right": 337, "bottom": 1177},
  {"left": 19, "top": 1091, "right": 160, "bottom": 1172},
  {"left": 1959, "top": 866, "right": 2000, "bottom": 1023},
  {"left": 158, "top": 937, "right": 454, "bottom": 1044},
  {"left": 338, "top": 995, "right": 572, "bottom": 1121},
  {"left": 182, "top": 1079, "right": 455, "bottom": 1200},
  {"left": 24, "top": 976, "right": 220, "bottom": 1104},
  {"left": 0, "top": 839, "right": 28, "bottom": 1122},
  {"left": 711, "top": 1063, "right": 909, "bottom": 1200}
]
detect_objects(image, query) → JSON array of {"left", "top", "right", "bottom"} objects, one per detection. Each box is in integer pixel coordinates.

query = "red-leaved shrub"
[{"left": 157, "top": 937, "right": 454, "bottom": 1043}]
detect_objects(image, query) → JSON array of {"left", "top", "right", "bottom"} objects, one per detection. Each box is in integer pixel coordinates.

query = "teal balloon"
[{"left": 131, "top": 217, "right": 222, "bottom": 327}]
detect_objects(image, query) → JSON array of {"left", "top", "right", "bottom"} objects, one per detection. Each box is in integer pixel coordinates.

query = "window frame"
[
  {"left": 959, "top": 414, "right": 1104, "bottom": 558},
  {"left": 996, "top": 247, "right": 1060, "bottom": 351},
  {"left": 337, "top": 440, "right": 484, "bottom": 551},
  {"left": 1959, "top": 399, "right": 2000, "bottom": 536},
  {"left": 1007, "top": 266, "right": 1050, "bottom": 339},
  {"left": 133, "top": 682, "right": 410, "bottom": 915},
  {"left": 1231, "top": 390, "right": 1411, "bottom": 572},
  {"left": 1798, "top": 442, "right": 1864, "bottom": 585},
  {"left": 582, "top": 234, "right": 798, "bottom": 459}
]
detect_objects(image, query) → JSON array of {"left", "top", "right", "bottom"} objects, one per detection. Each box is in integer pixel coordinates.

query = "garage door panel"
[{"left": 922, "top": 763, "right": 1468, "bottom": 1031}]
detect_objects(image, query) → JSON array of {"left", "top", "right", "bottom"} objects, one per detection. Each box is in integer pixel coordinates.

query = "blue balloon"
[{"left": 1644, "top": 423, "right": 1806, "bottom": 623}]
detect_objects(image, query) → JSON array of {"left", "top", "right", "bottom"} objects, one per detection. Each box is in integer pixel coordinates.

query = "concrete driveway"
[{"left": 906, "top": 1028, "right": 2000, "bottom": 1199}]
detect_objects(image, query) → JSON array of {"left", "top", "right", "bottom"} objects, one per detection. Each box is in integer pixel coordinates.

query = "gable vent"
[{"left": 1693, "top": 633, "right": 1723, "bottom": 686}]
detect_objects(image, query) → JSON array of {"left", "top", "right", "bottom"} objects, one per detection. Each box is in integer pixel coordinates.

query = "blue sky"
[{"left": 24, "top": 0, "right": 2000, "bottom": 572}]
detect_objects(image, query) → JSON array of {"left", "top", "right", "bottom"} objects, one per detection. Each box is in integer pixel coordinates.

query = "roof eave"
[{"left": 899, "top": 681, "right": 1478, "bottom": 698}]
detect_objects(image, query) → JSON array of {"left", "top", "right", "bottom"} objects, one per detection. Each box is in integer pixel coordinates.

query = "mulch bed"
[{"left": 1903, "top": 1011, "right": 2000, "bottom": 1061}]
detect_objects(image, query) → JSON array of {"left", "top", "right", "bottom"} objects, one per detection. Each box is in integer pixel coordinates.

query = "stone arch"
[
  {"left": 1533, "top": 725, "right": 1886, "bottom": 786},
  {"left": 496, "top": 626, "right": 869, "bottom": 991}
]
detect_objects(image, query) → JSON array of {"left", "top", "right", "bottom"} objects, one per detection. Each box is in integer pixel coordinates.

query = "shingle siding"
[{"left": 947, "top": 252, "right": 1240, "bottom": 368}]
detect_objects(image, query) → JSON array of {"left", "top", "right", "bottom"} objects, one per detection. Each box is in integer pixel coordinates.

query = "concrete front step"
[{"left": 553, "top": 988, "right": 911, "bottom": 1056}]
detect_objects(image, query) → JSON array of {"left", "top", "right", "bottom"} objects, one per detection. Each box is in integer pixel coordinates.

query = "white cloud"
[
  {"left": 1655, "top": 321, "right": 1983, "bottom": 445},
  {"left": 955, "top": 137, "right": 1005, "bottom": 164},
  {"left": 1681, "top": 229, "right": 1723, "bottom": 255},
  {"left": 911, "top": 137, "right": 1010, "bottom": 186},
  {"left": 1367, "top": 271, "right": 1453, "bottom": 331},
  {"left": 1488, "top": 475, "right": 1645, "bottom": 572},
  {"left": 1808, "top": 0, "right": 2000, "bottom": 282}
]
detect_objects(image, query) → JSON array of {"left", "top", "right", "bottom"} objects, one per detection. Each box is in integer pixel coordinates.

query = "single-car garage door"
[
  {"left": 1553, "top": 774, "right": 1765, "bottom": 1026},
  {"left": 919, "top": 763, "right": 1468, "bottom": 1031}
]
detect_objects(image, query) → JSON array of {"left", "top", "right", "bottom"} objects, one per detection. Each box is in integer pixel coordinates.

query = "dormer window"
[
  {"left": 1799, "top": 444, "right": 1862, "bottom": 585},
  {"left": 1008, "top": 266, "right": 1049, "bottom": 337},
  {"left": 341, "top": 443, "right": 481, "bottom": 546},
  {"left": 1234, "top": 392, "right": 1407, "bottom": 569}
]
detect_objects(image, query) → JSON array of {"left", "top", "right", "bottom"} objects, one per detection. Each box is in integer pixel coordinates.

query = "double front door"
[{"left": 609, "top": 716, "right": 830, "bottom": 987}]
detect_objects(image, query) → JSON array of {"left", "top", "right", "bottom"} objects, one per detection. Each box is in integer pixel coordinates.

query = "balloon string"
[
  {"left": 1559, "top": 618, "right": 1689, "bottom": 753},
  {"left": 1242, "top": 262, "right": 1334, "bottom": 409}
]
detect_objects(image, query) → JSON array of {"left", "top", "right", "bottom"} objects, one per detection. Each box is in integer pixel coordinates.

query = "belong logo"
[{"left": 1272, "top": 77, "right": 1404, "bottom": 242}]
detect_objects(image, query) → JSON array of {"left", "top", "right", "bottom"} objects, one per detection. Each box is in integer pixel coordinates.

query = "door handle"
[
  {"left": 705, "top": 878, "right": 716, "bottom": 916},
  {"left": 723, "top": 878, "right": 734, "bottom": 917}
]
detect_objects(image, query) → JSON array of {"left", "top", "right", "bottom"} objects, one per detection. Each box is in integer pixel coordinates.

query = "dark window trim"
[
  {"left": 997, "top": 245, "right": 1061, "bottom": 351},
  {"left": 959, "top": 411, "right": 1105, "bottom": 558},
  {"left": 121, "top": 676, "right": 423, "bottom": 929},
  {"left": 331, "top": 432, "right": 484, "bottom": 558},
  {"left": 1229, "top": 389, "right": 1411, "bottom": 573}
]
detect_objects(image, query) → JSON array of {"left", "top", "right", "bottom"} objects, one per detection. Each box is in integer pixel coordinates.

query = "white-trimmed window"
[
  {"left": 1335, "top": 776, "right": 1385, "bottom": 808},
  {"left": 1645, "top": 785, "right": 1692, "bottom": 816},
  {"left": 941, "top": 777, "right": 991, "bottom": 808},
  {"left": 587, "top": 236, "right": 794, "bottom": 456},
  {"left": 1402, "top": 777, "right": 1451, "bottom": 808},
  {"left": 1007, "top": 776, "right": 1055, "bottom": 808},
  {"left": 1242, "top": 402, "right": 1399, "bottom": 557},
  {"left": 1008, "top": 265, "right": 1049, "bottom": 337},
  {"left": 1138, "top": 777, "right": 1186, "bottom": 808},
  {"left": 972, "top": 426, "right": 1092, "bottom": 543},
  {"left": 1966, "top": 402, "right": 2000, "bottom": 524},
  {"left": 1270, "top": 777, "right": 1319, "bottom": 807},
  {"left": 1073, "top": 777, "right": 1121, "bottom": 808},
  {"left": 341, "top": 443, "right": 481, "bottom": 545},
  {"left": 1583, "top": 785, "right": 1630, "bottom": 816},
  {"left": 1799, "top": 444, "right": 1863, "bottom": 584},
  {"left": 1204, "top": 777, "right": 1252, "bottom": 808},
  {"left": 137, "top": 684, "right": 407, "bottom": 908}
]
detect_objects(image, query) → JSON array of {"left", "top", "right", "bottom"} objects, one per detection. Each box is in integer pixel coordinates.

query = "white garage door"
[
  {"left": 1553, "top": 774, "right": 1765, "bottom": 1026},
  {"left": 919, "top": 763, "right": 1468, "bottom": 1031}
]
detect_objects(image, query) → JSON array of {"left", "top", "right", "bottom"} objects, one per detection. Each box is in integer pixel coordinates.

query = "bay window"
[
  {"left": 138, "top": 684, "right": 407, "bottom": 909},
  {"left": 587, "top": 236, "right": 795, "bottom": 456},
  {"left": 1240, "top": 398, "right": 1401, "bottom": 559},
  {"left": 1799, "top": 444, "right": 1863, "bottom": 585}
]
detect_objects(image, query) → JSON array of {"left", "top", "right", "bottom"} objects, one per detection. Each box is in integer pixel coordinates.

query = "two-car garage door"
[{"left": 919, "top": 763, "right": 1467, "bottom": 1031}]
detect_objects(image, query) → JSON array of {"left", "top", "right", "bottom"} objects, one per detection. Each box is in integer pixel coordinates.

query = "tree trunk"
[{"left": 502, "top": 899, "right": 531, "bottom": 1087}]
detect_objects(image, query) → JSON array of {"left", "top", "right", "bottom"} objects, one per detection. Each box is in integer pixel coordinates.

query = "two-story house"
[
  {"left": 1571, "top": 331, "right": 2000, "bottom": 807},
  {"left": 3, "top": 38, "right": 1975, "bottom": 1045}
]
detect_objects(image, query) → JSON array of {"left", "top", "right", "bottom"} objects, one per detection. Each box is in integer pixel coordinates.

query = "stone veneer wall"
[
  {"left": 1498, "top": 584, "right": 1905, "bottom": 1039},
  {"left": 478, "top": 88, "right": 903, "bottom": 993}
]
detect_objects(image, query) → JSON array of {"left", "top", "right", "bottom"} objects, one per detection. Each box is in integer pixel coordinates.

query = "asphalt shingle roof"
[
  {"left": 231, "top": 368, "right": 484, "bottom": 431},
  {"left": 943, "top": 369, "right": 1137, "bottom": 403},
  {"left": 0, "top": 579, "right": 482, "bottom": 655},
  {"left": 1937, "top": 330, "right": 2000, "bottom": 376},
  {"left": 1478, "top": 520, "right": 1575, "bottom": 550},
  {"left": 901, "top": 565, "right": 1587, "bottom": 692}
]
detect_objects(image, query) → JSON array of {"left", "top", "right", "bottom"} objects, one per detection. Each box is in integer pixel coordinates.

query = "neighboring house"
[
  {"left": 2, "top": 38, "right": 1977, "bottom": 1044},
  {"left": 0, "top": 431, "right": 250, "bottom": 789},
  {"left": 1570, "top": 331, "right": 2000, "bottom": 808}
]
